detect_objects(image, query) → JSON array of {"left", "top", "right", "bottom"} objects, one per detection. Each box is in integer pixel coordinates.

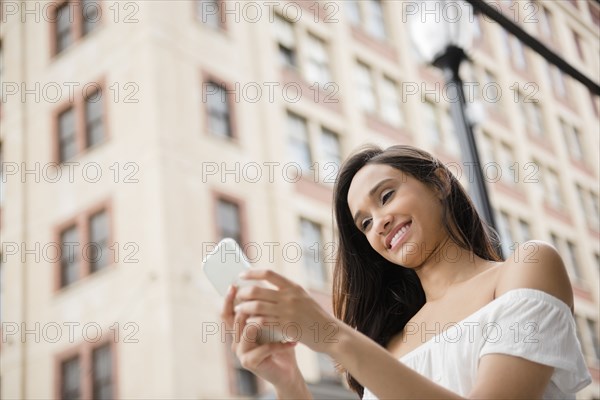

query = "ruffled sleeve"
[{"left": 478, "top": 288, "right": 592, "bottom": 394}]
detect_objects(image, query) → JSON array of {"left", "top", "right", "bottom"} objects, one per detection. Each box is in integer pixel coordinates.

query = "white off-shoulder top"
[{"left": 362, "top": 288, "right": 592, "bottom": 399}]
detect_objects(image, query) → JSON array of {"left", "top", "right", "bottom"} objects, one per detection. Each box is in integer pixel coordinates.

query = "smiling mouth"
[{"left": 387, "top": 221, "right": 412, "bottom": 250}]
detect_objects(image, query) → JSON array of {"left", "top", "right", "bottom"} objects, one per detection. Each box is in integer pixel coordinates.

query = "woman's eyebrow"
[{"left": 352, "top": 178, "right": 395, "bottom": 226}]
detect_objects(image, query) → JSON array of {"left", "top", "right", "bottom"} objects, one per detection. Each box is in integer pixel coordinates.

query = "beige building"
[{"left": 0, "top": 0, "right": 598, "bottom": 399}]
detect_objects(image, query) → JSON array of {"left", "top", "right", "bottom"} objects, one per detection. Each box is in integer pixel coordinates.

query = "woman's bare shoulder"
[{"left": 494, "top": 240, "right": 574, "bottom": 312}]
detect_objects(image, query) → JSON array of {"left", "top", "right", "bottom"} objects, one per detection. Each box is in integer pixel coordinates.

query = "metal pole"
[
  {"left": 465, "top": 0, "right": 599, "bottom": 95},
  {"left": 433, "top": 45, "right": 503, "bottom": 258}
]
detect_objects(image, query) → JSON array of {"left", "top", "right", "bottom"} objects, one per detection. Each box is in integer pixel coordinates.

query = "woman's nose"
[{"left": 375, "top": 214, "right": 393, "bottom": 235}]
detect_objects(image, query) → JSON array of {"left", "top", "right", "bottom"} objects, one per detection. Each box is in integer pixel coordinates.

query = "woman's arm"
[
  {"left": 236, "top": 241, "right": 568, "bottom": 399},
  {"left": 329, "top": 323, "right": 464, "bottom": 399},
  {"left": 235, "top": 270, "right": 463, "bottom": 399}
]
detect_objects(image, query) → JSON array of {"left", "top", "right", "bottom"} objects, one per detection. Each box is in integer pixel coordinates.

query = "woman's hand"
[
  {"left": 221, "top": 285, "right": 310, "bottom": 398},
  {"left": 234, "top": 269, "right": 340, "bottom": 354}
]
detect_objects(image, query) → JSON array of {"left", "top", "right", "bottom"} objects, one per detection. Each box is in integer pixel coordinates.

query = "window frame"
[
  {"left": 53, "top": 78, "right": 108, "bottom": 164},
  {"left": 201, "top": 72, "right": 238, "bottom": 141},
  {"left": 50, "top": 0, "right": 104, "bottom": 57},
  {"left": 54, "top": 199, "right": 114, "bottom": 292},
  {"left": 55, "top": 339, "right": 117, "bottom": 400}
]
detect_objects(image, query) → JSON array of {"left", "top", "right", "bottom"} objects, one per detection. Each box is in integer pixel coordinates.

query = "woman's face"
[{"left": 347, "top": 163, "right": 446, "bottom": 268}]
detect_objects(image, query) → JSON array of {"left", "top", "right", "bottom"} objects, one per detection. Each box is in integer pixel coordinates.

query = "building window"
[
  {"left": 365, "top": 0, "right": 386, "bottom": 40},
  {"left": 346, "top": 0, "right": 386, "bottom": 39},
  {"left": 572, "top": 30, "right": 585, "bottom": 60},
  {"left": 560, "top": 120, "right": 584, "bottom": 162},
  {"left": 58, "top": 343, "right": 115, "bottom": 400},
  {"left": 92, "top": 344, "right": 113, "bottom": 400},
  {"left": 300, "top": 218, "right": 326, "bottom": 288},
  {"left": 544, "top": 168, "right": 563, "bottom": 209},
  {"left": 538, "top": 5, "right": 554, "bottom": 39},
  {"left": 61, "top": 225, "right": 80, "bottom": 287},
  {"left": 442, "top": 108, "right": 461, "bottom": 158},
  {"left": 321, "top": 127, "right": 341, "bottom": 166},
  {"left": 0, "top": 260, "right": 4, "bottom": 323},
  {"left": 496, "top": 211, "right": 514, "bottom": 256},
  {"left": 55, "top": 82, "right": 107, "bottom": 163},
  {"left": 196, "top": 0, "right": 221, "bottom": 29},
  {"left": 57, "top": 203, "right": 112, "bottom": 290},
  {"left": 525, "top": 101, "right": 544, "bottom": 136},
  {"left": 511, "top": 35, "right": 527, "bottom": 69},
  {"left": 590, "top": 2, "right": 600, "bottom": 28},
  {"left": 61, "top": 356, "right": 81, "bottom": 400},
  {"left": 287, "top": 112, "right": 312, "bottom": 170},
  {"left": 585, "top": 319, "right": 600, "bottom": 360},
  {"left": 472, "top": 14, "right": 482, "bottom": 39},
  {"left": 550, "top": 64, "right": 567, "bottom": 98},
  {"left": 89, "top": 210, "right": 109, "bottom": 273},
  {"left": 216, "top": 199, "right": 242, "bottom": 243},
  {"left": 274, "top": 14, "right": 297, "bottom": 68},
  {"left": 482, "top": 69, "right": 502, "bottom": 113},
  {"left": 53, "top": 1, "right": 102, "bottom": 56},
  {"left": 305, "top": 34, "right": 331, "bottom": 86},
  {"left": 575, "top": 184, "right": 588, "bottom": 217},
  {"left": 355, "top": 62, "right": 376, "bottom": 113},
  {"left": 565, "top": 240, "right": 582, "bottom": 280},
  {"left": 497, "top": 142, "right": 516, "bottom": 185},
  {"left": 423, "top": 101, "right": 441, "bottom": 146},
  {"left": 0, "top": 40, "right": 4, "bottom": 111},
  {"left": 477, "top": 131, "right": 495, "bottom": 167},
  {"left": 380, "top": 76, "right": 403, "bottom": 127},
  {"left": 205, "top": 82, "right": 232, "bottom": 138},
  {"left": 55, "top": 2, "right": 74, "bottom": 54},
  {"left": 82, "top": 0, "right": 101, "bottom": 35},
  {"left": 0, "top": 141, "right": 5, "bottom": 206},
  {"left": 590, "top": 192, "right": 600, "bottom": 226},
  {"left": 59, "top": 107, "right": 77, "bottom": 162},
  {"left": 85, "top": 90, "right": 104, "bottom": 148},
  {"left": 590, "top": 92, "right": 599, "bottom": 117},
  {"left": 345, "top": 0, "right": 361, "bottom": 25}
]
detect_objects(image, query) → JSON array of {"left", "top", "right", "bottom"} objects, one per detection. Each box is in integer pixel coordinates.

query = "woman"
[{"left": 221, "top": 145, "right": 592, "bottom": 399}]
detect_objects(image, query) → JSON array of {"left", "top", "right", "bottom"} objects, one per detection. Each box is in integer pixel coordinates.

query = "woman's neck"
[{"left": 414, "top": 240, "right": 494, "bottom": 303}]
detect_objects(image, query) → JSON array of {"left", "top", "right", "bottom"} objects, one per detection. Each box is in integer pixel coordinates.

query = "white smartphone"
[
  {"left": 202, "top": 238, "right": 252, "bottom": 296},
  {"left": 202, "top": 238, "right": 286, "bottom": 343}
]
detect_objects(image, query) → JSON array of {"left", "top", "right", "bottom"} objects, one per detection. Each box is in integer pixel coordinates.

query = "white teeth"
[{"left": 390, "top": 222, "right": 411, "bottom": 248}]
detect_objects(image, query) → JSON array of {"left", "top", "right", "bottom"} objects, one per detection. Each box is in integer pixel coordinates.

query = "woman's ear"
[{"left": 433, "top": 167, "right": 452, "bottom": 199}]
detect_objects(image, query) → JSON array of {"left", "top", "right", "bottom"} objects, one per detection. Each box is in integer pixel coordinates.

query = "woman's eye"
[
  {"left": 361, "top": 219, "right": 371, "bottom": 231},
  {"left": 382, "top": 190, "right": 394, "bottom": 204}
]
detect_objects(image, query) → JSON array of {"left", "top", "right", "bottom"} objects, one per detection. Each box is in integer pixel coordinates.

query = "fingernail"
[{"left": 238, "top": 271, "right": 248, "bottom": 279}]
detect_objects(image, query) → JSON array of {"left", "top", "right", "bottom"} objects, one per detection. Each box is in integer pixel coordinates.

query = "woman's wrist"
[{"left": 323, "top": 321, "right": 353, "bottom": 360}]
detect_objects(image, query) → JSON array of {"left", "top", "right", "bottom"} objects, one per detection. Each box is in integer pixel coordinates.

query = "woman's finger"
[
  {"left": 234, "top": 300, "right": 276, "bottom": 316},
  {"left": 220, "top": 285, "right": 238, "bottom": 325},
  {"left": 239, "top": 269, "right": 295, "bottom": 289},
  {"left": 236, "top": 285, "right": 280, "bottom": 303},
  {"left": 237, "top": 341, "right": 297, "bottom": 370}
]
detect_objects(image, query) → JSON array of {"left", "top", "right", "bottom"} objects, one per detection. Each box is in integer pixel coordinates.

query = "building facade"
[{"left": 0, "top": 0, "right": 598, "bottom": 398}]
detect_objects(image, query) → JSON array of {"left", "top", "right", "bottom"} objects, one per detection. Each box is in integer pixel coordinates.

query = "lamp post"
[{"left": 409, "top": 0, "right": 501, "bottom": 257}]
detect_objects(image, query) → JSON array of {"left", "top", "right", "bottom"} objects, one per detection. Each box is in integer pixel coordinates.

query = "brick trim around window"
[
  {"left": 52, "top": 77, "right": 108, "bottom": 163},
  {"left": 200, "top": 70, "right": 239, "bottom": 141},
  {"left": 53, "top": 198, "right": 114, "bottom": 292},
  {"left": 49, "top": 0, "right": 105, "bottom": 58},
  {"left": 54, "top": 337, "right": 118, "bottom": 400}
]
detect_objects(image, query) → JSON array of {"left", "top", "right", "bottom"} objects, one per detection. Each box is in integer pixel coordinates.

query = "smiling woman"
[{"left": 222, "top": 144, "right": 592, "bottom": 400}]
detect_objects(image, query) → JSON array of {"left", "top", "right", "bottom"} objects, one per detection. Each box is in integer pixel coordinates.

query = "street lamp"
[{"left": 408, "top": 0, "right": 501, "bottom": 257}]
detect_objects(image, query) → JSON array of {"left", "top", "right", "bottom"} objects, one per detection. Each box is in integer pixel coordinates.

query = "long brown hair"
[{"left": 332, "top": 145, "right": 502, "bottom": 396}]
